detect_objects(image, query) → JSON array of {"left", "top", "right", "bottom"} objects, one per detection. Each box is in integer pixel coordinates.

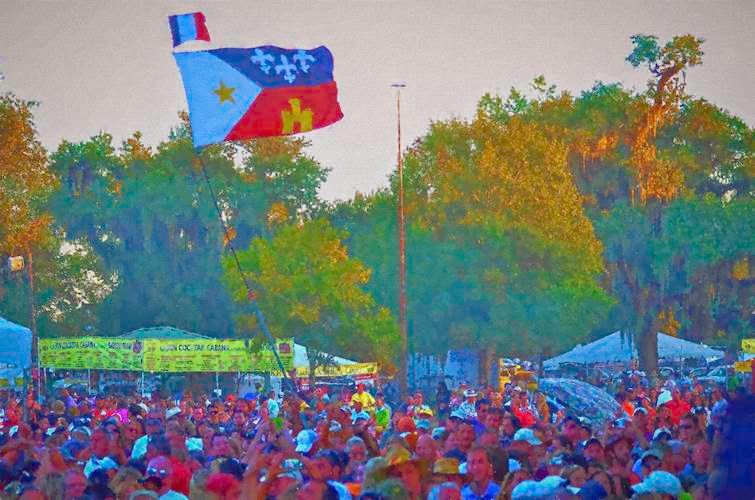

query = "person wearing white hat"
[
  {"left": 457, "top": 390, "right": 477, "bottom": 419},
  {"left": 631, "top": 470, "right": 682, "bottom": 497}
]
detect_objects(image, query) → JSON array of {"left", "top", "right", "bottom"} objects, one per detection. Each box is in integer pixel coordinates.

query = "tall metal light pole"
[{"left": 392, "top": 83, "right": 408, "bottom": 398}]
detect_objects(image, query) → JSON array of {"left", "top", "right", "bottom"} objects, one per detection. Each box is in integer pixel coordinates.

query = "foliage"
[
  {"left": 45, "top": 124, "right": 330, "bottom": 338},
  {"left": 222, "top": 218, "right": 400, "bottom": 368},
  {"left": 0, "top": 93, "right": 55, "bottom": 256}
]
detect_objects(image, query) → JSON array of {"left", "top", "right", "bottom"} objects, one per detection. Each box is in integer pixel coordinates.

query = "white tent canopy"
[
  {"left": 294, "top": 344, "right": 356, "bottom": 368},
  {"left": 545, "top": 331, "right": 723, "bottom": 368}
]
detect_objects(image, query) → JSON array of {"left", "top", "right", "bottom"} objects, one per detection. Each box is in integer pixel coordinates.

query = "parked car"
[
  {"left": 659, "top": 367, "right": 676, "bottom": 378},
  {"left": 697, "top": 366, "right": 731, "bottom": 385},
  {"left": 689, "top": 367, "right": 710, "bottom": 379}
]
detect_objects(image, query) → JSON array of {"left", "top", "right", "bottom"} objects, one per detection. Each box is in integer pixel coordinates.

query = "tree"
[
  {"left": 0, "top": 93, "right": 56, "bottom": 352},
  {"left": 222, "top": 218, "right": 400, "bottom": 385},
  {"left": 48, "top": 121, "right": 332, "bottom": 338},
  {"left": 330, "top": 99, "right": 614, "bottom": 384}
]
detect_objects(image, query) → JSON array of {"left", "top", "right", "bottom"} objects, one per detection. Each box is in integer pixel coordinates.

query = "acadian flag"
[
  {"left": 173, "top": 45, "right": 343, "bottom": 148},
  {"left": 168, "top": 12, "right": 211, "bottom": 47}
]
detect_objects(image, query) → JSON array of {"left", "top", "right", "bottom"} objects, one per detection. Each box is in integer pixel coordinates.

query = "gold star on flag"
[{"left": 213, "top": 81, "right": 236, "bottom": 104}]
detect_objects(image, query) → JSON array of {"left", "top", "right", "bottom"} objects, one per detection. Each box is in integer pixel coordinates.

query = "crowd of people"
[{"left": 0, "top": 371, "right": 752, "bottom": 500}]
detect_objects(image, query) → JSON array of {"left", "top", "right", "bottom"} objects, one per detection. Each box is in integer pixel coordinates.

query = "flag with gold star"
[{"left": 173, "top": 45, "right": 343, "bottom": 148}]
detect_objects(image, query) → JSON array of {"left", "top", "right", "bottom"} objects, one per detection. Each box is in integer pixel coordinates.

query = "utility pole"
[{"left": 392, "top": 83, "right": 408, "bottom": 398}]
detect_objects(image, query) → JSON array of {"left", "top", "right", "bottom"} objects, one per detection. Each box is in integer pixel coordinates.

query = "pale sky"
[{"left": 2, "top": 1, "right": 753, "bottom": 201}]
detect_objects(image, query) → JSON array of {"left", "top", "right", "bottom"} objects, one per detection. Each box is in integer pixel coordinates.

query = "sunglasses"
[{"left": 146, "top": 467, "right": 169, "bottom": 478}]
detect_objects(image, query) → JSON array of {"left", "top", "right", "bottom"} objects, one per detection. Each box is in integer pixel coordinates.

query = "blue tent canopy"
[
  {"left": 545, "top": 331, "right": 723, "bottom": 368},
  {"left": 0, "top": 317, "right": 32, "bottom": 369}
]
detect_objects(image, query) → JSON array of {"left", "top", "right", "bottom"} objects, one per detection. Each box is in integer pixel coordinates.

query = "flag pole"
[
  {"left": 392, "top": 83, "right": 408, "bottom": 398},
  {"left": 194, "top": 152, "right": 291, "bottom": 388}
]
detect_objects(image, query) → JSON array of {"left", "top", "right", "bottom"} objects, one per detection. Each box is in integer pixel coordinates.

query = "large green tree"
[
  {"left": 47, "top": 121, "right": 330, "bottom": 338},
  {"left": 222, "top": 218, "right": 400, "bottom": 383},
  {"left": 477, "top": 35, "right": 753, "bottom": 373}
]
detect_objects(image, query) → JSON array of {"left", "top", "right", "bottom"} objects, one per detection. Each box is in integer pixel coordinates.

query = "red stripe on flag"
[
  {"left": 225, "top": 81, "right": 343, "bottom": 140},
  {"left": 194, "top": 12, "right": 211, "bottom": 42}
]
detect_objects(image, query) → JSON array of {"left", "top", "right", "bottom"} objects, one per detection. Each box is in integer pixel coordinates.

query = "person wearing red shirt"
[{"left": 666, "top": 389, "right": 690, "bottom": 425}]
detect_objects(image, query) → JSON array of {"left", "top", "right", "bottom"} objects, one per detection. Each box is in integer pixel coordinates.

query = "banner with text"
[
  {"left": 742, "top": 338, "right": 755, "bottom": 354},
  {"left": 294, "top": 362, "right": 378, "bottom": 378},
  {"left": 734, "top": 360, "right": 753, "bottom": 373},
  {"left": 142, "top": 338, "right": 294, "bottom": 373},
  {"left": 40, "top": 337, "right": 293, "bottom": 373},
  {"left": 39, "top": 337, "right": 143, "bottom": 371}
]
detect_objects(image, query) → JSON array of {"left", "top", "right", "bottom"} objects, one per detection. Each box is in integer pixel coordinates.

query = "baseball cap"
[
  {"left": 513, "top": 428, "right": 542, "bottom": 446},
  {"left": 352, "top": 411, "right": 370, "bottom": 423},
  {"left": 295, "top": 429, "right": 318, "bottom": 453},
  {"left": 631, "top": 471, "right": 682, "bottom": 496},
  {"left": 432, "top": 458, "right": 461, "bottom": 475},
  {"left": 416, "top": 419, "right": 431, "bottom": 431},
  {"left": 640, "top": 448, "right": 663, "bottom": 462},
  {"left": 165, "top": 407, "right": 182, "bottom": 420},
  {"left": 656, "top": 390, "right": 672, "bottom": 407},
  {"left": 652, "top": 428, "right": 672, "bottom": 441},
  {"left": 449, "top": 409, "right": 465, "bottom": 421},
  {"left": 582, "top": 437, "right": 602, "bottom": 449}
]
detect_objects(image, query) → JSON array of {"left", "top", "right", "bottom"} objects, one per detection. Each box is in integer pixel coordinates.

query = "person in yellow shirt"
[{"left": 350, "top": 383, "right": 375, "bottom": 412}]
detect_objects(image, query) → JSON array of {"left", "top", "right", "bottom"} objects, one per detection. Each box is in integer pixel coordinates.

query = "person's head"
[
  {"left": 63, "top": 469, "right": 87, "bottom": 500},
  {"left": 356, "top": 383, "right": 366, "bottom": 394},
  {"left": 475, "top": 399, "right": 490, "bottom": 420},
  {"left": 561, "top": 464, "right": 587, "bottom": 488},
  {"left": 232, "top": 410, "right": 246, "bottom": 428},
  {"left": 110, "top": 467, "right": 143, "bottom": 500},
  {"left": 484, "top": 407, "right": 502, "bottom": 431},
  {"left": 562, "top": 417, "right": 580, "bottom": 442},
  {"left": 477, "top": 431, "right": 499, "bottom": 448},
  {"left": 606, "top": 436, "right": 632, "bottom": 464},
  {"left": 466, "top": 446, "right": 493, "bottom": 484},
  {"left": 127, "top": 490, "right": 159, "bottom": 500},
  {"left": 502, "top": 468, "right": 532, "bottom": 498},
  {"left": 295, "top": 479, "right": 340, "bottom": 500},
  {"left": 89, "top": 429, "right": 110, "bottom": 458},
  {"left": 588, "top": 470, "right": 614, "bottom": 497},
  {"left": 427, "top": 481, "right": 461, "bottom": 500},
  {"left": 640, "top": 449, "right": 662, "bottom": 477},
  {"left": 205, "top": 472, "right": 241, "bottom": 500},
  {"left": 310, "top": 449, "right": 343, "bottom": 481},
  {"left": 166, "top": 426, "right": 187, "bottom": 453},
  {"left": 431, "top": 458, "right": 463, "bottom": 488},
  {"left": 458, "top": 423, "right": 475, "bottom": 452},
  {"left": 145, "top": 456, "right": 172, "bottom": 494},
  {"left": 414, "top": 434, "right": 436, "bottom": 461},
  {"left": 583, "top": 438, "right": 604, "bottom": 463},
  {"left": 346, "top": 436, "right": 367, "bottom": 464},
  {"left": 124, "top": 420, "right": 143, "bottom": 442},
  {"left": 384, "top": 445, "right": 421, "bottom": 497},
  {"left": 691, "top": 440, "right": 710, "bottom": 470},
  {"left": 144, "top": 417, "right": 163, "bottom": 436},
  {"left": 501, "top": 414, "right": 520, "bottom": 437},
  {"left": 678, "top": 414, "right": 699, "bottom": 443},
  {"left": 444, "top": 431, "right": 461, "bottom": 453},
  {"left": 211, "top": 435, "right": 231, "bottom": 458}
]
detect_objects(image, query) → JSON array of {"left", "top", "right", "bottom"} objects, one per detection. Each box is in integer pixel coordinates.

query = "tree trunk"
[
  {"left": 308, "top": 349, "right": 318, "bottom": 390},
  {"left": 637, "top": 327, "right": 658, "bottom": 377},
  {"left": 479, "top": 346, "right": 494, "bottom": 388}
]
